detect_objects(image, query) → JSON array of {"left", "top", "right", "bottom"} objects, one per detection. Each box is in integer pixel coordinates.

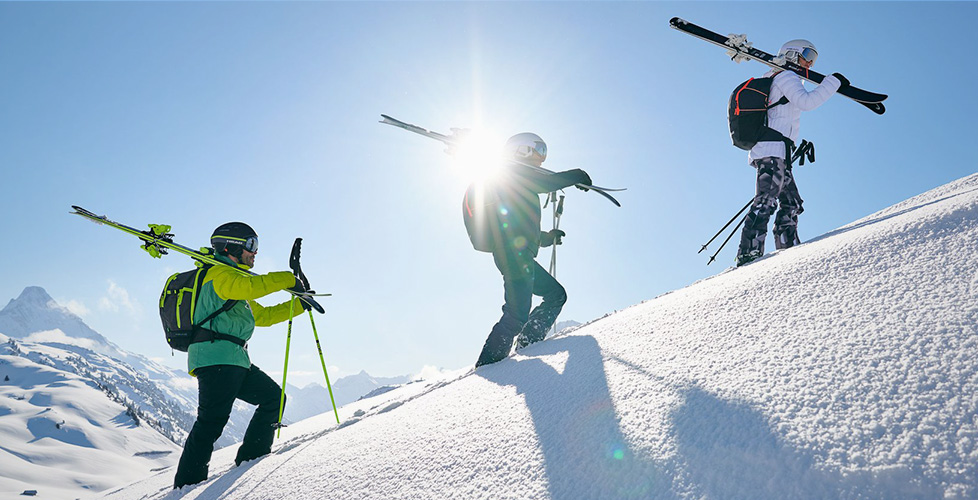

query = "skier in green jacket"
[{"left": 174, "top": 222, "right": 309, "bottom": 489}]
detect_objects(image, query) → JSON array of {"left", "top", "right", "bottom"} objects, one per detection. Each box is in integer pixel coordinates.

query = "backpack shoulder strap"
[
  {"left": 193, "top": 263, "right": 240, "bottom": 335},
  {"left": 767, "top": 95, "right": 789, "bottom": 109},
  {"left": 197, "top": 298, "right": 238, "bottom": 328},
  {"left": 191, "top": 300, "right": 244, "bottom": 347}
]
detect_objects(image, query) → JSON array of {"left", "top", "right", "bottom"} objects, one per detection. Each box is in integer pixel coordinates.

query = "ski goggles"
[
  {"left": 241, "top": 236, "right": 259, "bottom": 253},
  {"left": 516, "top": 141, "right": 547, "bottom": 160},
  {"left": 798, "top": 47, "right": 818, "bottom": 64},
  {"left": 212, "top": 235, "right": 259, "bottom": 253}
]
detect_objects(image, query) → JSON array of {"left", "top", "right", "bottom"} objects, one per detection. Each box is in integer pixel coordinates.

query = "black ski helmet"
[{"left": 211, "top": 222, "right": 259, "bottom": 255}]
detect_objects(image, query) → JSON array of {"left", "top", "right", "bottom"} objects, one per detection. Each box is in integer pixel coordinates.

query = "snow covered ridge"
[
  {"left": 104, "top": 172, "right": 978, "bottom": 500},
  {"left": 2, "top": 334, "right": 194, "bottom": 444},
  {"left": 0, "top": 335, "right": 182, "bottom": 500},
  {"left": 0, "top": 288, "right": 419, "bottom": 499}
]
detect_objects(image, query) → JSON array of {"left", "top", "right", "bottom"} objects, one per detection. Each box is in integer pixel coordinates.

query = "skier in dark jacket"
[
  {"left": 173, "top": 222, "right": 309, "bottom": 489},
  {"left": 465, "top": 133, "right": 592, "bottom": 367}
]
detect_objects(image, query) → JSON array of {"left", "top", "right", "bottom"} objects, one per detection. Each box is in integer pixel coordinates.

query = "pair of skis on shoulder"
[
  {"left": 70, "top": 206, "right": 329, "bottom": 313},
  {"left": 669, "top": 17, "right": 887, "bottom": 115},
  {"left": 379, "top": 114, "right": 626, "bottom": 207}
]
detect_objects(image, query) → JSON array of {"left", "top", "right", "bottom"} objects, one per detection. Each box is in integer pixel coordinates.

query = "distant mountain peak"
[
  {"left": 5, "top": 286, "right": 55, "bottom": 310},
  {"left": 0, "top": 286, "right": 105, "bottom": 343}
]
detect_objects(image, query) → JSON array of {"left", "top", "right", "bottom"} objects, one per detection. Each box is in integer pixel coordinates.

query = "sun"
[{"left": 448, "top": 128, "right": 505, "bottom": 183}]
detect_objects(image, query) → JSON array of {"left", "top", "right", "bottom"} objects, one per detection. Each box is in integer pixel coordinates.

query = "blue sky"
[{"left": 1, "top": 2, "right": 975, "bottom": 385}]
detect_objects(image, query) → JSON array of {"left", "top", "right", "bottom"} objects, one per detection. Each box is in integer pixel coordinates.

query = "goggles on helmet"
[
  {"left": 516, "top": 141, "right": 547, "bottom": 160},
  {"left": 798, "top": 47, "right": 818, "bottom": 64},
  {"left": 213, "top": 235, "right": 259, "bottom": 254},
  {"left": 241, "top": 236, "right": 258, "bottom": 253}
]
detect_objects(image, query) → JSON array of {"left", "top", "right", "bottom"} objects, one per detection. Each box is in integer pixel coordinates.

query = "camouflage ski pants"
[{"left": 736, "top": 156, "right": 804, "bottom": 262}]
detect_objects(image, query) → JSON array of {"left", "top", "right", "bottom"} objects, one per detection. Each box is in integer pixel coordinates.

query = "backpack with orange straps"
[{"left": 727, "top": 77, "right": 790, "bottom": 151}]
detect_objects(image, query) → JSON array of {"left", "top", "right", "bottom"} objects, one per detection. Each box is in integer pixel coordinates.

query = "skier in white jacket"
[{"left": 735, "top": 39, "right": 850, "bottom": 266}]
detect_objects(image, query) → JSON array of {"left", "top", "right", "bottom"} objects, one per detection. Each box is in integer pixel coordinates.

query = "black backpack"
[
  {"left": 462, "top": 183, "right": 499, "bottom": 253},
  {"left": 728, "top": 77, "right": 790, "bottom": 150},
  {"left": 159, "top": 265, "right": 243, "bottom": 352}
]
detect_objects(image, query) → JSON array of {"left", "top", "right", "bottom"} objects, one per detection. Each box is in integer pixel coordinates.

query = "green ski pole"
[
  {"left": 287, "top": 237, "right": 339, "bottom": 424},
  {"left": 308, "top": 310, "right": 340, "bottom": 424},
  {"left": 276, "top": 298, "right": 296, "bottom": 437}
]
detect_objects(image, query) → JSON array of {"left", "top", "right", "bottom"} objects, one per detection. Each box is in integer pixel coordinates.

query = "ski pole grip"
[{"left": 289, "top": 238, "right": 303, "bottom": 275}]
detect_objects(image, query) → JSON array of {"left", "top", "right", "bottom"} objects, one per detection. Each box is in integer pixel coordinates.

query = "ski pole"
[
  {"left": 700, "top": 199, "right": 752, "bottom": 253},
  {"left": 286, "top": 237, "right": 340, "bottom": 424},
  {"left": 548, "top": 192, "right": 565, "bottom": 276},
  {"left": 308, "top": 310, "right": 340, "bottom": 424},
  {"left": 708, "top": 213, "right": 748, "bottom": 265},
  {"left": 276, "top": 298, "right": 296, "bottom": 437},
  {"left": 549, "top": 193, "right": 564, "bottom": 336}
]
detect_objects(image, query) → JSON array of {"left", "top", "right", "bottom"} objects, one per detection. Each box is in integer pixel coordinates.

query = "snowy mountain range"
[
  {"left": 1, "top": 334, "right": 182, "bottom": 499},
  {"left": 0, "top": 288, "right": 414, "bottom": 499},
  {"left": 100, "top": 172, "right": 978, "bottom": 500}
]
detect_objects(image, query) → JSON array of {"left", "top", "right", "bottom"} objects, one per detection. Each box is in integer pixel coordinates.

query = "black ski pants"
[
  {"left": 173, "top": 364, "right": 284, "bottom": 488},
  {"left": 476, "top": 247, "right": 566, "bottom": 367}
]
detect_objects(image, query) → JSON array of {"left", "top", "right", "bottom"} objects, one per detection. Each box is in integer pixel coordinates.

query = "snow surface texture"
[
  {"left": 0, "top": 340, "right": 181, "bottom": 499},
  {"left": 0, "top": 300, "right": 408, "bottom": 499},
  {"left": 96, "top": 173, "right": 978, "bottom": 499},
  {"left": 0, "top": 288, "right": 352, "bottom": 449}
]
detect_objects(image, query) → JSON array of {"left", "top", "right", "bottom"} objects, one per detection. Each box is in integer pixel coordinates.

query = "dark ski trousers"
[
  {"left": 476, "top": 247, "right": 567, "bottom": 367},
  {"left": 736, "top": 156, "right": 804, "bottom": 263},
  {"left": 173, "top": 364, "right": 284, "bottom": 488}
]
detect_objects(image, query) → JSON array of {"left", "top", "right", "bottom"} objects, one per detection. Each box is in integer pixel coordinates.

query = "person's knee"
[
  {"left": 259, "top": 391, "right": 284, "bottom": 414},
  {"left": 547, "top": 285, "right": 567, "bottom": 307},
  {"left": 195, "top": 408, "right": 232, "bottom": 429}
]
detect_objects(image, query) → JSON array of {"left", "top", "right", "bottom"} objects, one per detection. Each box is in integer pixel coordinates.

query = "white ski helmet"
[
  {"left": 779, "top": 39, "right": 818, "bottom": 64},
  {"left": 503, "top": 132, "right": 547, "bottom": 165}
]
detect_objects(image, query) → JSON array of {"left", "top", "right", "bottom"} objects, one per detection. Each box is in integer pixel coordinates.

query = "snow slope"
[
  {"left": 0, "top": 340, "right": 181, "bottom": 499},
  {"left": 0, "top": 293, "right": 415, "bottom": 500},
  {"left": 96, "top": 172, "right": 977, "bottom": 499},
  {"left": 0, "top": 288, "right": 380, "bottom": 448}
]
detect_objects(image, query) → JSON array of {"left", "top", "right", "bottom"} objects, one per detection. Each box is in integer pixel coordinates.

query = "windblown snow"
[{"left": 72, "top": 173, "right": 978, "bottom": 498}]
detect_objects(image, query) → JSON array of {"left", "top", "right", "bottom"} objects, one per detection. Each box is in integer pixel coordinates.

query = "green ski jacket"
[{"left": 187, "top": 254, "right": 300, "bottom": 375}]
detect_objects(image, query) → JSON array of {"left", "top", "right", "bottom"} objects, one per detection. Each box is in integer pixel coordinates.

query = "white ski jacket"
[{"left": 749, "top": 70, "right": 841, "bottom": 163}]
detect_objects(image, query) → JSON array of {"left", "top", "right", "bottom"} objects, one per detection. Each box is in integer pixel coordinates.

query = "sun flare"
[{"left": 449, "top": 129, "right": 505, "bottom": 183}]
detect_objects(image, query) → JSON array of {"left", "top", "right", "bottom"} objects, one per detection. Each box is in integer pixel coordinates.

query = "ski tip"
[
  {"left": 70, "top": 205, "right": 97, "bottom": 217},
  {"left": 862, "top": 101, "right": 886, "bottom": 115}
]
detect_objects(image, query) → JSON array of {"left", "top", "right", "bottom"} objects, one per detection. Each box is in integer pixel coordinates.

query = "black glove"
[
  {"left": 832, "top": 73, "right": 850, "bottom": 91},
  {"left": 540, "top": 229, "right": 565, "bottom": 248},
  {"left": 288, "top": 276, "right": 306, "bottom": 294},
  {"left": 571, "top": 169, "right": 593, "bottom": 190},
  {"left": 287, "top": 278, "right": 315, "bottom": 311},
  {"left": 297, "top": 294, "right": 315, "bottom": 311}
]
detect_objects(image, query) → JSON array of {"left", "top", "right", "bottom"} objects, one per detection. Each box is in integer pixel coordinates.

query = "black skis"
[
  {"left": 669, "top": 17, "right": 887, "bottom": 115},
  {"left": 379, "top": 114, "right": 625, "bottom": 207}
]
